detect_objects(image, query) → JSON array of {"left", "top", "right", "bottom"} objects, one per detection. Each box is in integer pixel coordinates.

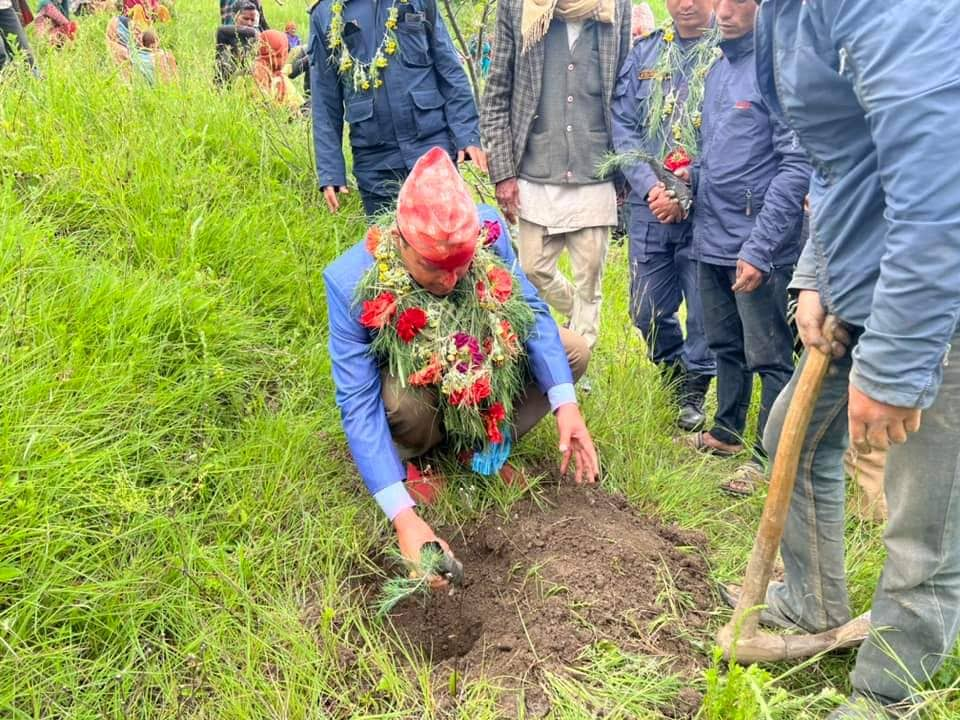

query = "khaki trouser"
[
  {"left": 517, "top": 220, "right": 609, "bottom": 349},
  {"left": 381, "top": 327, "right": 590, "bottom": 459},
  {"left": 843, "top": 446, "right": 888, "bottom": 522}
]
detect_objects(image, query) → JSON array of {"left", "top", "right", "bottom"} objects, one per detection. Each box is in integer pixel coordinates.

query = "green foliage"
[
  {"left": 0, "top": 0, "right": 957, "bottom": 718},
  {"left": 700, "top": 647, "right": 844, "bottom": 720}
]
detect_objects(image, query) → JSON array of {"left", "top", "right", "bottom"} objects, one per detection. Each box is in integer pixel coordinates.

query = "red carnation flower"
[
  {"left": 359, "top": 292, "right": 397, "bottom": 330},
  {"left": 396, "top": 307, "right": 428, "bottom": 343},
  {"left": 663, "top": 147, "right": 692, "bottom": 173},
  {"left": 482, "top": 219, "right": 502, "bottom": 246},
  {"left": 484, "top": 402, "right": 507, "bottom": 444},
  {"left": 449, "top": 376, "right": 493, "bottom": 407},
  {"left": 487, "top": 266, "right": 513, "bottom": 303},
  {"left": 409, "top": 354, "right": 443, "bottom": 386}
]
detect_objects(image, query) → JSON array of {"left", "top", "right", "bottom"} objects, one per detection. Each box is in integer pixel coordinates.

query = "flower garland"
[
  {"left": 328, "top": 0, "right": 408, "bottom": 91},
  {"left": 644, "top": 19, "right": 721, "bottom": 161},
  {"left": 355, "top": 221, "right": 536, "bottom": 454}
]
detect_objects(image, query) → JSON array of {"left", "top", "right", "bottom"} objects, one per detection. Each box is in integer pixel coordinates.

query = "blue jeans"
[
  {"left": 628, "top": 219, "right": 715, "bottom": 376},
  {"left": 763, "top": 335, "right": 960, "bottom": 704},
  {"left": 698, "top": 262, "right": 795, "bottom": 451}
]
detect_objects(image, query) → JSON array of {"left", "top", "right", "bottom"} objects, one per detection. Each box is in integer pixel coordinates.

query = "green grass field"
[{"left": 1, "top": 1, "right": 958, "bottom": 718}]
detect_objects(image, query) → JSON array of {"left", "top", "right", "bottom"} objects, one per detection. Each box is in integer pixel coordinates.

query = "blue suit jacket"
[{"left": 323, "top": 205, "right": 575, "bottom": 517}]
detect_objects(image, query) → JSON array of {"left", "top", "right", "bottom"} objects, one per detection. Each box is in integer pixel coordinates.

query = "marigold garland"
[
  {"left": 644, "top": 19, "right": 721, "bottom": 162},
  {"left": 355, "top": 220, "right": 535, "bottom": 453},
  {"left": 328, "top": 0, "right": 409, "bottom": 92}
]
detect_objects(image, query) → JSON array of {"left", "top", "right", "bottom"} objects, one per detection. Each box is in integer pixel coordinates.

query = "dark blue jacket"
[
  {"left": 757, "top": 0, "right": 960, "bottom": 410},
  {"left": 308, "top": 0, "right": 480, "bottom": 189},
  {"left": 612, "top": 28, "right": 711, "bottom": 226},
  {"left": 693, "top": 31, "right": 809, "bottom": 271}
]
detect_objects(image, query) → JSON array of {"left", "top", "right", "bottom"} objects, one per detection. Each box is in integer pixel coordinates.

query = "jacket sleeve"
[
  {"left": 427, "top": 0, "right": 481, "bottom": 151},
  {"left": 325, "top": 270, "right": 412, "bottom": 517},
  {"left": 309, "top": 9, "right": 348, "bottom": 189},
  {"left": 483, "top": 208, "right": 576, "bottom": 395},
  {"left": 835, "top": 9, "right": 960, "bottom": 409},
  {"left": 738, "top": 116, "right": 811, "bottom": 273},
  {"left": 610, "top": 42, "right": 659, "bottom": 198},
  {"left": 480, "top": 0, "right": 517, "bottom": 184}
]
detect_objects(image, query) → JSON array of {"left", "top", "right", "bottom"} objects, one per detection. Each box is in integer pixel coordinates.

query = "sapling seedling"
[{"left": 375, "top": 543, "right": 446, "bottom": 617}]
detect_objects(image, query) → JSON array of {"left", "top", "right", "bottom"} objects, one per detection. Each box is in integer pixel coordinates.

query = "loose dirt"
[{"left": 366, "top": 483, "right": 717, "bottom": 715}]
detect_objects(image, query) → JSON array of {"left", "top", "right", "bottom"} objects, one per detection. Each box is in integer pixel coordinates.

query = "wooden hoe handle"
[{"left": 718, "top": 318, "right": 838, "bottom": 655}]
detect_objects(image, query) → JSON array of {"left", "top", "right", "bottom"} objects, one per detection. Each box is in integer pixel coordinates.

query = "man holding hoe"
[
  {"left": 752, "top": 0, "right": 960, "bottom": 716},
  {"left": 324, "top": 147, "right": 599, "bottom": 572}
]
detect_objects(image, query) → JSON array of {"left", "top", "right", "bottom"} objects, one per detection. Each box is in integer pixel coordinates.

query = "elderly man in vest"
[
  {"left": 481, "top": 0, "right": 631, "bottom": 352},
  {"left": 755, "top": 0, "right": 960, "bottom": 716},
  {"left": 324, "top": 148, "right": 598, "bottom": 572}
]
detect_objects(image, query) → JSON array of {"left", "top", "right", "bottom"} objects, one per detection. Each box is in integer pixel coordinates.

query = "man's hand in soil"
[
  {"left": 795, "top": 289, "right": 851, "bottom": 359},
  {"left": 322, "top": 185, "right": 349, "bottom": 213},
  {"left": 555, "top": 403, "right": 599, "bottom": 483},
  {"left": 647, "top": 183, "right": 683, "bottom": 224},
  {"left": 849, "top": 385, "right": 922, "bottom": 456},
  {"left": 393, "top": 507, "right": 454, "bottom": 589},
  {"left": 731, "top": 259, "right": 764, "bottom": 293},
  {"left": 495, "top": 177, "right": 520, "bottom": 224},
  {"left": 457, "top": 146, "right": 489, "bottom": 175}
]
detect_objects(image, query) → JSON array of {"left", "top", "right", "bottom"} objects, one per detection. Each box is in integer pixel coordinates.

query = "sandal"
[
  {"left": 679, "top": 431, "right": 743, "bottom": 457},
  {"left": 720, "top": 463, "right": 766, "bottom": 496}
]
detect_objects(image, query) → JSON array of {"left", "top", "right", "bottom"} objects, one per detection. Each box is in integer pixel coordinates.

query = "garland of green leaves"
[
  {"left": 354, "top": 222, "right": 535, "bottom": 453},
  {"left": 644, "top": 19, "right": 721, "bottom": 160},
  {"left": 327, "top": 0, "right": 408, "bottom": 91}
]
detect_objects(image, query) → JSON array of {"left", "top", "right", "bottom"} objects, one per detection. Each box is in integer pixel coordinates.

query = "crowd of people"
[
  {"left": 313, "top": 0, "right": 959, "bottom": 718},
  {"left": 1, "top": 0, "right": 958, "bottom": 717}
]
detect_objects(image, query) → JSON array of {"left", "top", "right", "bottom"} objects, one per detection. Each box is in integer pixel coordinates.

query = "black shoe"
[
  {"left": 677, "top": 403, "right": 706, "bottom": 432},
  {"left": 676, "top": 372, "right": 711, "bottom": 432}
]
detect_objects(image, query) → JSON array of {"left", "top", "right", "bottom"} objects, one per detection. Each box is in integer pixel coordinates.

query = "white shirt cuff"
[
  {"left": 547, "top": 382, "right": 577, "bottom": 412},
  {"left": 374, "top": 481, "right": 416, "bottom": 520}
]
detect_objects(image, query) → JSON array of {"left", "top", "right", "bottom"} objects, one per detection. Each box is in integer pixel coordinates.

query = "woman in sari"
[
  {"left": 251, "top": 29, "right": 302, "bottom": 112},
  {"left": 34, "top": 0, "right": 76, "bottom": 46},
  {"left": 105, "top": 14, "right": 174, "bottom": 84},
  {"left": 124, "top": 0, "right": 170, "bottom": 25}
]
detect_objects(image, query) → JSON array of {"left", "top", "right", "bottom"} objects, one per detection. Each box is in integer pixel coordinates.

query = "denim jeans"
[
  {"left": 629, "top": 220, "right": 715, "bottom": 376},
  {"left": 698, "top": 262, "right": 795, "bottom": 451},
  {"left": 763, "top": 335, "right": 960, "bottom": 704},
  {"left": 0, "top": 6, "right": 36, "bottom": 73}
]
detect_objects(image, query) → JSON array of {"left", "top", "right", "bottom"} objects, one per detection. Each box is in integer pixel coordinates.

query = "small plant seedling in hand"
[{"left": 376, "top": 543, "right": 448, "bottom": 617}]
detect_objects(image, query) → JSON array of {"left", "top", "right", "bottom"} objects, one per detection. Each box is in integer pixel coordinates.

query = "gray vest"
[{"left": 518, "top": 20, "right": 610, "bottom": 185}]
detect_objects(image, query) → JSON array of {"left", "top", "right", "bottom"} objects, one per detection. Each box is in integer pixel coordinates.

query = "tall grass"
[{"left": 0, "top": 0, "right": 957, "bottom": 718}]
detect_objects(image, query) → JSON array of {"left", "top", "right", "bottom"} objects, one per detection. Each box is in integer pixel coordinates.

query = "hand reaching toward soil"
[
  {"left": 555, "top": 404, "right": 599, "bottom": 484},
  {"left": 393, "top": 508, "right": 454, "bottom": 589}
]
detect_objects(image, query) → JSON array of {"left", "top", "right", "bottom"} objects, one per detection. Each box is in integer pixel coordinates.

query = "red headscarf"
[
  {"left": 396, "top": 148, "right": 479, "bottom": 271},
  {"left": 253, "top": 29, "right": 289, "bottom": 99}
]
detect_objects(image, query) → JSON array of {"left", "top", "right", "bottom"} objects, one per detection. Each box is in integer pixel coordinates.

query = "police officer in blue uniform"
[
  {"left": 308, "top": 0, "right": 486, "bottom": 217},
  {"left": 611, "top": 0, "right": 716, "bottom": 431}
]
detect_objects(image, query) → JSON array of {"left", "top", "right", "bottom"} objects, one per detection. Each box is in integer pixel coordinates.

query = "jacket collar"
[{"left": 719, "top": 30, "right": 755, "bottom": 61}]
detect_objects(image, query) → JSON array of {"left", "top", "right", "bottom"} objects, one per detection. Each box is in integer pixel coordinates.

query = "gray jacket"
[{"left": 480, "top": 0, "right": 631, "bottom": 185}]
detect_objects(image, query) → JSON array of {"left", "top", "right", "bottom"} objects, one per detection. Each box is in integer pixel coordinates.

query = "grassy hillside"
[{"left": 0, "top": 1, "right": 956, "bottom": 718}]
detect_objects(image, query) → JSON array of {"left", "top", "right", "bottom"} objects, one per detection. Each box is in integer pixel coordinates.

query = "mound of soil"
[{"left": 371, "top": 483, "right": 716, "bottom": 712}]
